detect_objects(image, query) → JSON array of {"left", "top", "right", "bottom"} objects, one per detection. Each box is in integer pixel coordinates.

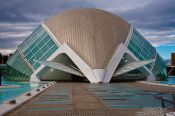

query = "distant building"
[
  {"left": 0, "top": 53, "right": 2, "bottom": 64},
  {"left": 0, "top": 53, "right": 11, "bottom": 64},
  {"left": 167, "top": 53, "right": 175, "bottom": 76},
  {"left": 6, "top": 8, "right": 167, "bottom": 83},
  {"left": 0, "top": 53, "right": 10, "bottom": 74},
  {"left": 172, "top": 53, "right": 175, "bottom": 66},
  {"left": 165, "top": 59, "right": 171, "bottom": 66}
]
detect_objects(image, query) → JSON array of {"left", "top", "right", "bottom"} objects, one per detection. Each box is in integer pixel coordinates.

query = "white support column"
[
  {"left": 103, "top": 25, "right": 133, "bottom": 83},
  {"left": 103, "top": 43, "right": 127, "bottom": 83},
  {"left": 30, "top": 75, "right": 41, "bottom": 82},
  {"left": 93, "top": 69, "right": 105, "bottom": 82}
]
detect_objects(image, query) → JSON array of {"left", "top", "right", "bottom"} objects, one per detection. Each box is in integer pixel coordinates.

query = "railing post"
[
  {"left": 161, "top": 98, "right": 165, "bottom": 109},
  {"left": 172, "top": 92, "right": 175, "bottom": 111},
  {"left": 173, "top": 92, "right": 175, "bottom": 101}
]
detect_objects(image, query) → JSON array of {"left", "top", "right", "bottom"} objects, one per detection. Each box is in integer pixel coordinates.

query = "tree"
[{"left": 0, "top": 53, "right": 2, "bottom": 64}]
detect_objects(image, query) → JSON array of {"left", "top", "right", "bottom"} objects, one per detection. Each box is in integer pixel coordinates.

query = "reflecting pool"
[{"left": 0, "top": 81, "right": 43, "bottom": 103}]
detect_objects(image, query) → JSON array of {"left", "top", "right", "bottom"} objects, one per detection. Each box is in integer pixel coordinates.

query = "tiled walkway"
[{"left": 6, "top": 83, "right": 168, "bottom": 116}]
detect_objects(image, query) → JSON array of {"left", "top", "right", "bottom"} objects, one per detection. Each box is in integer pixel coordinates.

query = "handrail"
[{"left": 154, "top": 91, "right": 175, "bottom": 110}]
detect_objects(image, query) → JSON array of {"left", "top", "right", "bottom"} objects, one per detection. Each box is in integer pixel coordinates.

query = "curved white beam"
[
  {"left": 103, "top": 43, "right": 127, "bottom": 83},
  {"left": 113, "top": 59, "right": 155, "bottom": 76},
  {"left": 103, "top": 26, "right": 133, "bottom": 83},
  {"left": 34, "top": 60, "right": 84, "bottom": 77}
]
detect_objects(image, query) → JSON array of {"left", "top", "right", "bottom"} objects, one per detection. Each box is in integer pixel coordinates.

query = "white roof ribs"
[
  {"left": 113, "top": 59, "right": 155, "bottom": 76},
  {"left": 34, "top": 60, "right": 84, "bottom": 77}
]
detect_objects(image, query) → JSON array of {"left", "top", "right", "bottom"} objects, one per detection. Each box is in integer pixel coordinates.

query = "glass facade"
[
  {"left": 6, "top": 51, "right": 33, "bottom": 81},
  {"left": 20, "top": 26, "right": 58, "bottom": 70},
  {"left": 127, "top": 28, "right": 167, "bottom": 80},
  {"left": 152, "top": 54, "right": 167, "bottom": 80},
  {"left": 6, "top": 25, "right": 59, "bottom": 81}
]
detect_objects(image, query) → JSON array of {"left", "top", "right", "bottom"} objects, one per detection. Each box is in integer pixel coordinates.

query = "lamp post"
[{"left": 0, "top": 72, "right": 2, "bottom": 86}]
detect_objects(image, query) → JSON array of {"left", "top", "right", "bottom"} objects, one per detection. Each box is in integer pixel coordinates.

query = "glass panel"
[
  {"left": 47, "top": 39, "right": 55, "bottom": 48},
  {"left": 32, "top": 46, "right": 39, "bottom": 55},
  {"left": 51, "top": 44, "right": 58, "bottom": 52},
  {"left": 35, "top": 51, "right": 43, "bottom": 59},
  {"left": 41, "top": 45, "right": 49, "bottom": 53},
  {"left": 133, "top": 50, "right": 140, "bottom": 58},
  {"left": 26, "top": 52, "right": 33, "bottom": 60},
  {"left": 128, "top": 45, "right": 134, "bottom": 52},
  {"left": 129, "top": 40, "right": 135, "bottom": 47},
  {"left": 45, "top": 50, "right": 52, "bottom": 58},
  {"left": 29, "top": 59, "right": 35, "bottom": 65},
  {"left": 43, "top": 35, "right": 50, "bottom": 42},
  {"left": 24, "top": 49, "right": 30, "bottom": 55},
  {"left": 135, "top": 45, "right": 141, "bottom": 54},
  {"left": 38, "top": 39, "right": 46, "bottom": 48},
  {"left": 33, "top": 63, "right": 40, "bottom": 69},
  {"left": 39, "top": 56, "right": 47, "bottom": 61}
]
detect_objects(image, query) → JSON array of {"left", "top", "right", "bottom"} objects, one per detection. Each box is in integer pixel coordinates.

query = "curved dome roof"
[{"left": 44, "top": 8, "right": 130, "bottom": 69}]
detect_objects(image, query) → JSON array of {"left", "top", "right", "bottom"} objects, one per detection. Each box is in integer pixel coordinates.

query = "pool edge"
[{"left": 0, "top": 81, "right": 55, "bottom": 116}]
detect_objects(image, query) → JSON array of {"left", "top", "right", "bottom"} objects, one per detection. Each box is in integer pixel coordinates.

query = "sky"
[{"left": 0, "top": 0, "right": 174, "bottom": 59}]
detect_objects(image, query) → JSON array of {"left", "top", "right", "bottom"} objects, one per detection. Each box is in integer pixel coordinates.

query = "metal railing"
[{"left": 154, "top": 91, "right": 175, "bottom": 110}]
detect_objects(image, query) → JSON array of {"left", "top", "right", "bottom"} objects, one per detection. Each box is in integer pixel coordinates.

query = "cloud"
[
  {"left": 105, "top": 0, "right": 175, "bottom": 47},
  {"left": 0, "top": 0, "right": 97, "bottom": 49},
  {"left": 0, "top": 22, "right": 38, "bottom": 49},
  {"left": 0, "top": 38, "right": 21, "bottom": 49},
  {"left": 0, "top": 31, "right": 31, "bottom": 38},
  {"left": 0, "top": 49, "right": 16, "bottom": 55},
  {"left": 120, "top": 0, "right": 175, "bottom": 31},
  {"left": 0, "top": 0, "right": 97, "bottom": 22},
  {"left": 142, "top": 29, "right": 175, "bottom": 47},
  {"left": 0, "top": 0, "right": 152, "bottom": 24},
  {"left": 0, "top": 0, "right": 174, "bottom": 55},
  {"left": 136, "top": 28, "right": 175, "bottom": 47},
  {"left": 146, "top": 35, "right": 175, "bottom": 47},
  {"left": 0, "top": 23, "right": 38, "bottom": 31},
  {"left": 92, "top": 0, "right": 152, "bottom": 13}
]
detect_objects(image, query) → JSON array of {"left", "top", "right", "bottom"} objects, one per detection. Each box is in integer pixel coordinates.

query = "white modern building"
[{"left": 6, "top": 8, "right": 167, "bottom": 83}]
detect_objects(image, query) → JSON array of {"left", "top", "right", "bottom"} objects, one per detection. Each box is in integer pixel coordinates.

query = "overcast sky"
[{"left": 0, "top": 0, "right": 174, "bottom": 59}]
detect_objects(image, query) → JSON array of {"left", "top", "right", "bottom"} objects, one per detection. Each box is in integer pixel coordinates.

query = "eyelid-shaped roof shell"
[{"left": 44, "top": 8, "right": 130, "bottom": 69}]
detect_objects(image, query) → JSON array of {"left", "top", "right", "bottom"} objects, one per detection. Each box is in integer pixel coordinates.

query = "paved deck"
[
  {"left": 129, "top": 83, "right": 175, "bottom": 92},
  {"left": 6, "top": 82, "right": 174, "bottom": 116}
]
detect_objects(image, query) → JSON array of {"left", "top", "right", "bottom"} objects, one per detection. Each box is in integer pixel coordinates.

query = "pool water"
[
  {"left": 85, "top": 83, "right": 161, "bottom": 108},
  {"left": 160, "top": 76, "right": 175, "bottom": 84},
  {"left": 0, "top": 81, "right": 43, "bottom": 103}
]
